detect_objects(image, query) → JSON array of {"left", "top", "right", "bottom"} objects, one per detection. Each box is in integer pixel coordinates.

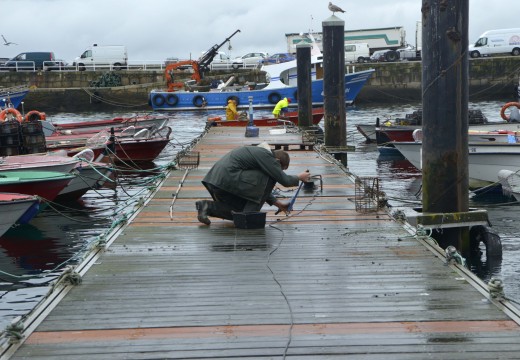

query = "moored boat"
[
  {"left": 0, "top": 170, "right": 75, "bottom": 201},
  {"left": 0, "top": 86, "right": 29, "bottom": 109},
  {"left": 392, "top": 141, "right": 520, "bottom": 189},
  {"left": 0, "top": 192, "right": 39, "bottom": 237},
  {"left": 207, "top": 108, "right": 324, "bottom": 127}
]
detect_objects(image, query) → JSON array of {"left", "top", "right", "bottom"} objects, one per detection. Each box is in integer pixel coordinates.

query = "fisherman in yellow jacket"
[
  {"left": 225, "top": 99, "right": 238, "bottom": 120},
  {"left": 272, "top": 97, "right": 292, "bottom": 118}
]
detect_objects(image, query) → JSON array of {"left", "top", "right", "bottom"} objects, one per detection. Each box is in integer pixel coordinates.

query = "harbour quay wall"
[
  {"left": 0, "top": 57, "right": 518, "bottom": 112},
  {"left": 354, "top": 56, "right": 520, "bottom": 104}
]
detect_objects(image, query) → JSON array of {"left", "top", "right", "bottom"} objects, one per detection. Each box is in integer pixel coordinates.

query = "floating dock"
[{"left": 3, "top": 125, "right": 520, "bottom": 359}]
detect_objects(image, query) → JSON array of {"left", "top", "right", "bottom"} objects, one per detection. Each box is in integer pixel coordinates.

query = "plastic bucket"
[{"left": 232, "top": 211, "right": 266, "bottom": 229}]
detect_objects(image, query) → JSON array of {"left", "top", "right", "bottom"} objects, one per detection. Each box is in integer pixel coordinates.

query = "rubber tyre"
[{"left": 268, "top": 92, "right": 282, "bottom": 105}]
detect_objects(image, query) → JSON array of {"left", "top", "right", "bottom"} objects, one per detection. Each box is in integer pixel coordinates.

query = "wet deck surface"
[{"left": 9, "top": 126, "right": 520, "bottom": 359}]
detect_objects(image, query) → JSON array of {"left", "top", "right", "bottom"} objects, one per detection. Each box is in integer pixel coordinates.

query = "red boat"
[
  {"left": 0, "top": 171, "right": 75, "bottom": 202},
  {"left": 42, "top": 114, "right": 171, "bottom": 136},
  {"left": 207, "top": 108, "right": 324, "bottom": 127},
  {"left": 46, "top": 127, "right": 172, "bottom": 163}
]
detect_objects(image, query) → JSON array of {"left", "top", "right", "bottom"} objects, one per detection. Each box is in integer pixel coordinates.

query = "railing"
[{"left": 0, "top": 60, "right": 263, "bottom": 73}]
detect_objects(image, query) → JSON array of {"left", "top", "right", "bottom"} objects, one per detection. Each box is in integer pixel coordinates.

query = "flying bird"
[
  {"left": 328, "top": 2, "right": 346, "bottom": 14},
  {"left": 2, "top": 35, "right": 17, "bottom": 46}
]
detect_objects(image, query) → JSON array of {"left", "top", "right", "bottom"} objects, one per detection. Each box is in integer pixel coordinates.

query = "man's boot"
[{"left": 195, "top": 200, "right": 211, "bottom": 225}]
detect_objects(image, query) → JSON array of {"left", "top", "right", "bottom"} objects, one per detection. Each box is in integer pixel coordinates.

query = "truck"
[
  {"left": 286, "top": 27, "right": 406, "bottom": 55},
  {"left": 344, "top": 43, "right": 370, "bottom": 63},
  {"left": 469, "top": 28, "right": 520, "bottom": 58},
  {"left": 73, "top": 44, "right": 128, "bottom": 71}
]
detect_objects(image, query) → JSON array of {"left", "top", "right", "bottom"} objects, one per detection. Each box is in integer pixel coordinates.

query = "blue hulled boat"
[
  {"left": 0, "top": 86, "right": 29, "bottom": 109},
  {"left": 149, "top": 52, "right": 374, "bottom": 111}
]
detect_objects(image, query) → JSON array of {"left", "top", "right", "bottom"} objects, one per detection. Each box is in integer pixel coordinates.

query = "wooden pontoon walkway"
[{"left": 6, "top": 126, "right": 520, "bottom": 359}]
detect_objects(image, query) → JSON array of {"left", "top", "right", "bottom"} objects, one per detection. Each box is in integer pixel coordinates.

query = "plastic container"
[
  {"left": 245, "top": 126, "right": 259, "bottom": 137},
  {"left": 232, "top": 211, "right": 266, "bottom": 229}
]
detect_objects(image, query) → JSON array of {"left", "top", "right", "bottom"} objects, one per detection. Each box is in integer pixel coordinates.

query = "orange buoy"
[
  {"left": 0, "top": 108, "right": 23, "bottom": 122},
  {"left": 500, "top": 102, "right": 520, "bottom": 121}
]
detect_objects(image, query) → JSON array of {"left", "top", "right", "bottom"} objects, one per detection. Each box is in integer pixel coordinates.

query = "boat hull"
[
  {"left": 393, "top": 141, "right": 520, "bottom": 189},
  {"left": 0, "top": 171, "right": 75, "bottom": 201},
  {"left": 1, "top": 88, "right": 29, "bottom": 109},
  {"left": 0, "top": 193, "right": 39, "bottom": 237},
  {"left": 149, "top": 70, "right": 375, "bottom": 111},
  {"left": 56, "top": 163, "right": 114, "bottom": 200},
  {"left": 208, "top": 108, "right": 324, "bottom": 127}
]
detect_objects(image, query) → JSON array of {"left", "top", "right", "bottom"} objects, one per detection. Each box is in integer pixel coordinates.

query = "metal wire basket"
[
  {"left": 177, "top": 151, "right": 200, "bottom": 169},
  {"left": 355, "top": 176, "right": 383, "bottom": 213}
]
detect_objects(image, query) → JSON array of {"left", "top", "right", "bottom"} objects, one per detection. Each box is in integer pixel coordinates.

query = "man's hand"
[
  {"left": 274, "top": 200, "right": 291, "bottom": 215},
  {"left": 298, "top": 170, "right": 311, "bottom": 182}
]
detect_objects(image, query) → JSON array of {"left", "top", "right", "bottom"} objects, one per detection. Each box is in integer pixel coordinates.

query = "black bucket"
[{"left": 232, "top": 211, "right": 266, "bottom": 229}]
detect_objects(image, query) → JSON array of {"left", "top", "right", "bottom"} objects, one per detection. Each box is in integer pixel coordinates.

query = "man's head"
[{"left": 273, "top": 149, "right": 290, "bottom": 170}]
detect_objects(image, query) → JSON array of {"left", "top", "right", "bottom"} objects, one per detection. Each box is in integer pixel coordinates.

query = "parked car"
[
  {"left": 232, "top": 52, "right": 268, "bottom": 69},
  {"left": 261, "top": 53, "right": 296, "bottom": 65},
  {"left": 3, "top": 51, "right": 56, "bottom": 71},
  {"left": 369, "top": 49, "right": 399, "bottom": 62}
]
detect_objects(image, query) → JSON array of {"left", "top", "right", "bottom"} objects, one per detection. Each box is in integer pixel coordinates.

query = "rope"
[
  {"left": 488, "top": 277, "right": 505, "bottom": 300},
  {"left": 444, "top": 245, "right": 467, "bottom": 268}
]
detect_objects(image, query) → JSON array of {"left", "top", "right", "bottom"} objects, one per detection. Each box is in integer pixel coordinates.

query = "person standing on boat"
[
  {"left": 272, "top": 97, "right": 292, "bottom": 118},
  {"left": 195, "top": 142, "right": 311, "bottom": 225},
  {"left": 225, "top": 99, "right": 238, "bottom": 120}
]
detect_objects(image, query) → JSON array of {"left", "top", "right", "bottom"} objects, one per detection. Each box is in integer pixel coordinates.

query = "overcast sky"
[{"left": 1, "top": 0, "right": 516, "bottom": 63}]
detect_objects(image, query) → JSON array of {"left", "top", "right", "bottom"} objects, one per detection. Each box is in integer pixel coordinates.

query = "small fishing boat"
[
  {"left": 0, "top": 192, "right": 39, "bottom": 237},
  {"left": 0, "top": 86, "right": 29, "bottom": 109},
  {"left": 0, "top": 170, "right": 75, "bottom": 201},
  {"left": 40, "top": 113, "right": 171, "bottom": 137},
  {"left": 0, "top": 154, "right": 80, "bottom": 173},
  {"left": 149, "top": 34, "right": 374, "bottom": 111},
  {"left": 46, "top": 127, "right": 172, "bottom": 163},
  {"left": 207, "top": 108, "right": 324, "bottom": 127}
]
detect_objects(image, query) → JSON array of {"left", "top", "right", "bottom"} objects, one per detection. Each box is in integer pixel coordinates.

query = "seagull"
[
  {"left": 2, "top": 35, "right": 17, "bottom": 46},
  {"left": 328, "top": 2, "right": 346, "bottom": 15}
]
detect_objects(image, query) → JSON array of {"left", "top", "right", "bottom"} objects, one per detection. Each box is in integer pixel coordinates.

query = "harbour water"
[{"left": 1, "top": 100, "right": 519, "bottom": 329}]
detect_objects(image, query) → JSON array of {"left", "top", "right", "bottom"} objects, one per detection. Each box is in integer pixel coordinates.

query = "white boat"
[
  {"left": 0, "top": 154, "right": 79, "bottom": 173},
  {"left": 0, "top": 192, "right": 39, "bottom": 237},
  {"left": 498, "top": 169, "right": 520, "bottom": 200},
  {"left": 392, "top": 141, "right": 520, "bottom": 189}
]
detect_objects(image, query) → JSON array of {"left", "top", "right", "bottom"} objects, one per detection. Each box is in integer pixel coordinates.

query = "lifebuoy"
[
  {"left": 193, "top": 95, "right": 206, "bottom": 108},
  {"left": 165, "top": 94, "right": 179, "bottom": 106},
  {"left": 24, "top": 110, "right": 46, "bottom": 122},
  {"left": 153, "top": 94, "right": 166, "bottom": 107},
  {"left": 0, "top": 108, "right": 23, "bottom": 122},
  {"left": 500, "top": 102, "right": 520, "bottom": 121},
  {"left": 226, "top": 96, "right": 239, "bottom": 106},
  {"left": 268, "top": 92, "right": 282, "bottom": 104}
]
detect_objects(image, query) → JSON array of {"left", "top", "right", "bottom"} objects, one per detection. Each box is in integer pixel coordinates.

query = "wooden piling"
[
  {"left": 421, "top": 0, "right": 470, "bottom": 253},
  {"left": 296, "top": 43, "right": 312, "bottom": 128}
]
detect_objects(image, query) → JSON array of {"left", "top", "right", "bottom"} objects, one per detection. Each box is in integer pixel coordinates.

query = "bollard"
[{"left": 245, "top": 96, "right": 259, "bottom": 137}]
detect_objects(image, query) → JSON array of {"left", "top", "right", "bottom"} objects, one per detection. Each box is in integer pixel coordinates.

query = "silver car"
[{"left": 232, "top": 52, "right": 268, "bottom": 69}]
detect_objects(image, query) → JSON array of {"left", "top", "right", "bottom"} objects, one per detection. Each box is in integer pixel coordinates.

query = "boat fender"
[
  {"left": 268, "top": 92, "right": 282, "bottom": 105},
  {"left": 153, "top": 94, "right": 166, "bottom": 107},
  {"left": 24, "top": 110, "right": 46, "bottom": 122},
  {"left": 500, "top": 102, "right": 520, "bottom": 122},
  {"left": 469, "top": 225, "right": 502, "bottom": 259},
  {"left": 165, "top": 94, "right": 179, "bottom": 106},
  {"left": 0, "top": 108, "right": 23, "bottom": 122},
  {"left": 193, "top": 95, "right": 206, "bottom": 108},
  {"left": 226, "top": 96, "right": 239, "bottom": 106},
  {"left": 133, "top": 128, "right": 151, "bottom": 139},
  {"left": 73, "top": 148, "right": 95, "bottom": 162}
]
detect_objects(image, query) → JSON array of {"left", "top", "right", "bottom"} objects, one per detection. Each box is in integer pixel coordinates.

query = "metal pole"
[
  {"left": 422, "top": 0, "right": 470, "bottom": 252},
  {"left": 323, "top": 15, "right": 346, "bottom": 165},
  {"left": 296, "top": 43, "right": 312, "bottom": 128}
]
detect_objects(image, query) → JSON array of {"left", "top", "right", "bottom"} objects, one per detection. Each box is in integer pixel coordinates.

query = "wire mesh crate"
[
  {"left": 177, "top": 151, "right": 200, "bottom": 169},
  {"left": 355, "top": 176, "right": 382, "bottom": 213}
]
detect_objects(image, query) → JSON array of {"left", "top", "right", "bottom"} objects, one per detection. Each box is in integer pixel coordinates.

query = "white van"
[
  {"left": 344, "top": 43, "right": 370, "bottom": 63},
  {"left": 469, "top": 28, "right": 520, "bottom": 58},
  {"left": 73, "top": 44, "right": 128, "bottom": 70}
]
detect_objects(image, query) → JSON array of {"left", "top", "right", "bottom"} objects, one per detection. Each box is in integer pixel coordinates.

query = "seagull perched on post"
[
  {"left": 2, "top": 35, "right": 17, "bottom": 46},
  {"left": 328, "top": 2, "right": 346, "bottom": 15}
]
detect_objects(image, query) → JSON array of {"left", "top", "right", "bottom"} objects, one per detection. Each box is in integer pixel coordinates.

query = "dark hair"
[{"left": 273, "top": 149, "right": 290, "bottom": 169}]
